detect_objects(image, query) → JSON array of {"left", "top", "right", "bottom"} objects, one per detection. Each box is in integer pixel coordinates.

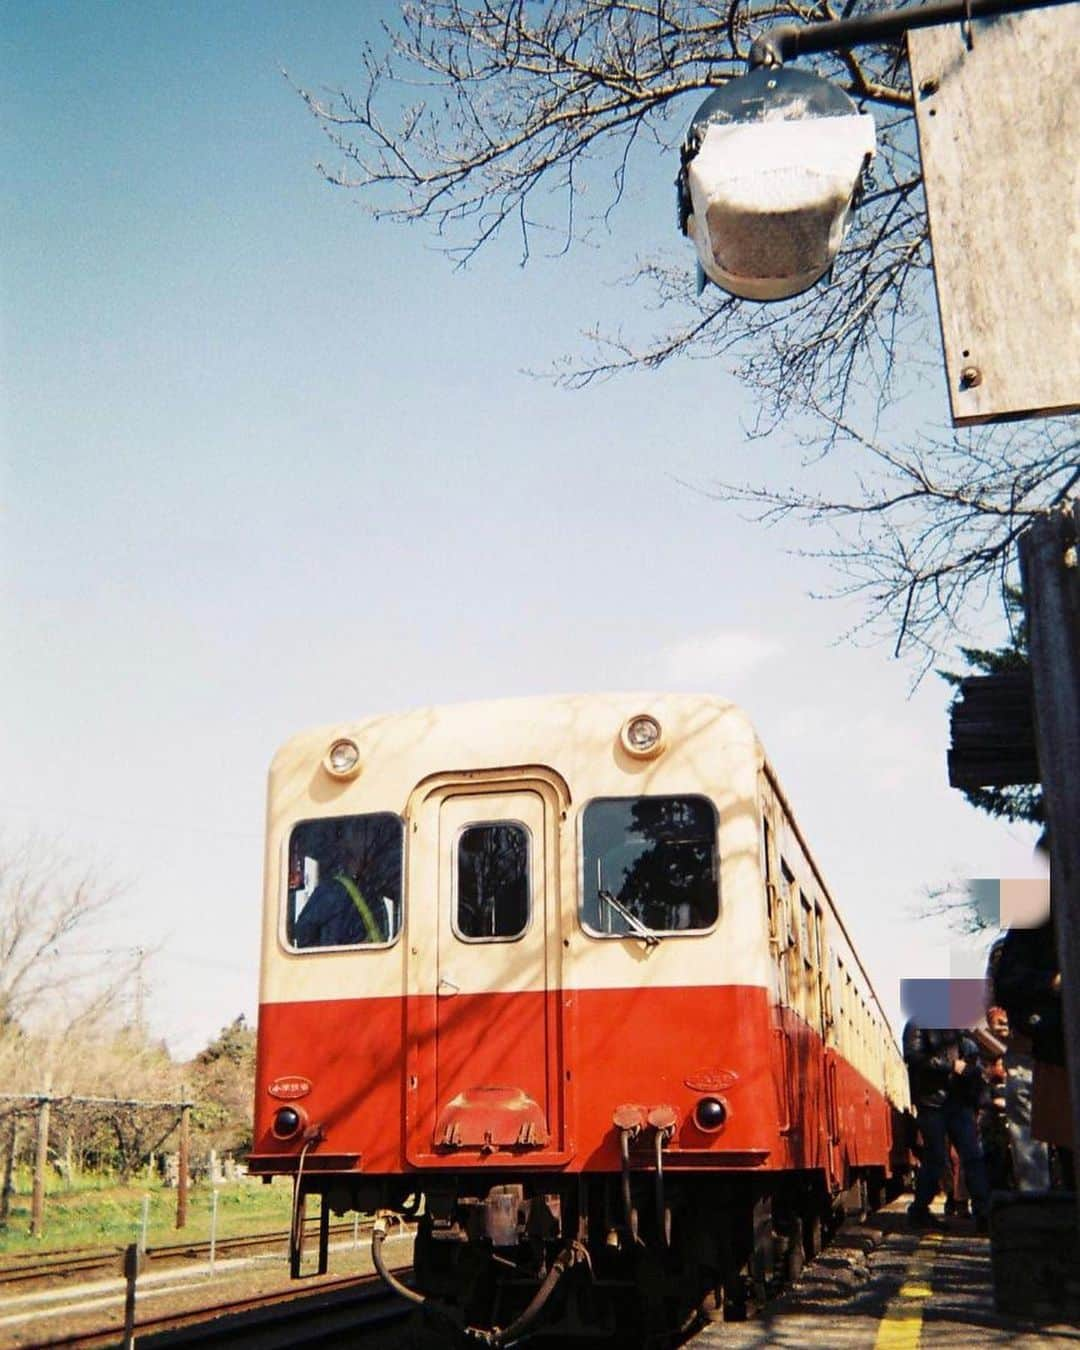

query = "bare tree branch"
[
  {"left": 0, "top": 841, "right": 130, "bottom": 1029},
  {"left": 291, "top": 3, "right": 1078, "bottom": 662},
  {"left": 687, "top": 418, "right": 1080, "bottom": 669}
]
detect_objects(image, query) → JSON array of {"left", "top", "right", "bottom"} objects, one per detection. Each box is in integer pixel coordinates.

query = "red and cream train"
[{"left": 251, "top": 693, "right": 909, "bottom": 1341}]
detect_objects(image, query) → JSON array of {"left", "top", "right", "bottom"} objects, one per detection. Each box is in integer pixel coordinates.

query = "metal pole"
[
  {"left": 749, "top": 0, "right": 1072, "bottom": 66},
  {"left": 133, "top": 947, "right": 146, "bottom": 1035},
  {"left": 209, "top": 1189, "right": 218, "bottom": 1272},
  {"left": 30, "top": 1084, "right": 51, "bottom": 1238},
  {"left": 1019, "top": 500, "right": 1080, "bottom": 1230},
  {"left": 353, "top": 1211, "right": 359, "bottom": 1249},
  {"left": 139, "top": 1194, "right": 150, "bottom": 1255},
  {"left": 290, "top": 1183, "right": 306, "bottom": 1278},
  {"left": 176, "top": 1089, "right": 190, "bottom": 1231}
]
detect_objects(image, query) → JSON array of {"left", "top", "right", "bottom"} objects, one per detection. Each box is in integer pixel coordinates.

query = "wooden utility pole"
[
  {"left": 1, "top": 1117, "right": 20, "bottom": 1228},
  {"left": 1019, "top": 500, "right": 1080, "bottom": 1219},
  {"left": 122, "top": 1242, "right": 141, "bottom": 1350},
  {"left": 176, "top": 1086, "right": 190, "bottom": 1230},
  {"left": 30, "top": 1082, "right": 52, "bottom": 1238}
]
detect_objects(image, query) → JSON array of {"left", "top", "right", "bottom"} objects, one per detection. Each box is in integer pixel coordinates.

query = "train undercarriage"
[{"left": 309, "top": 1166, "right": 891, "bottom": 1346}]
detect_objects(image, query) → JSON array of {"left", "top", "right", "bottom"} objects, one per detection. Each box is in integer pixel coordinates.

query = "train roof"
[{"left": 269, "top": 690, "right": 762, "bottom": 778}]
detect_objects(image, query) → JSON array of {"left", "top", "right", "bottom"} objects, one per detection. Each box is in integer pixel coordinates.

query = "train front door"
[{"left": 406, "top": 777, "right": 565, "bottom": 1164}]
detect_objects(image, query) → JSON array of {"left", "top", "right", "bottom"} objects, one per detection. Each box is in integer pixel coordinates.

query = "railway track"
[
  {"left": 0, "top": 1218, "right": 371, "bottom": 1288},
  {"left": 0, "top": 1210, "right": 888, "bottom": 1349},
  {"left": 12, "top": 1270, "right": 414, "bottom": 1349}
]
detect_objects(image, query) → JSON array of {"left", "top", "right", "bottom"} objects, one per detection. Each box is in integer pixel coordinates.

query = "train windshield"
[
  {"left": 286, "top": 813, "right": 404, "bottom": 950},
  {"left": 581, "top": 795, "right": 718, "bottom": 937}
]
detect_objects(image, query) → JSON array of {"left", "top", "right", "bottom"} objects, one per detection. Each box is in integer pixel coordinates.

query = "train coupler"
[{"left": 464, "top": 1241, "right": 586, "bottom": 1347}]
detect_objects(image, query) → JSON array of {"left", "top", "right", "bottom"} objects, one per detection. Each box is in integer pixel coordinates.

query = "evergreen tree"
[
  {"left": 191, "top": 1015, "right": 256, "bottom": 1155},
  {"left": 939, "top": 588, "right": 1043, "bottom": 826}
]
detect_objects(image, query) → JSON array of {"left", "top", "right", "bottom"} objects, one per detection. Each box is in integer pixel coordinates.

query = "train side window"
[
  {"left": 580, "top": 795, "right": 718, "bottom": 937},
  {"left": 287, "top": 813, "right": 404, "bottom": 951},
  {"left": 762, "top": 818, "right": 776, "bottom": 938},
  {"left": 455, "top": 822, "right": 531, "bottom": 941},
  {"left": 780, "top": 863, "right": 797, "bottom": 943},
  {"left": 845, "top": 975, "right": 854, "bottom": 1057},
  {"left": 799, "top": 895, "right": 813, "bottom": 966},
  {"left": 859, "top": 999, "right": 867, "bottom": 1068},
  {"left": 826, "top": 944, "right": 839, "bottom": 1028},
  {"left": 837, "top": 959, "right": 848, "bottom": 1053},
  {"left": 779, "top": 861, "right": 799, "bottom": 1009}
]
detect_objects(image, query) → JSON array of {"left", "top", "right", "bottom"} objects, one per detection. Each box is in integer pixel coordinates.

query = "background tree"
[
  {"left": 0, "top": 840, "right": 133, "bottom": 1034},
  {"left": 0, "top": 840, "right": 145, "bottom": 1196},
  {"left": 190, "top": 1014, "right": 257, "bottom": 1157},
  {"left": 294, "top": 1, "right": 1077, "bottom": 661},
  {"left": 71, "top": 1030, "right": 183, "bottom": 1181},
  {"left": 0, "top": 844, "right": 253, "bottom": 1206},
  {"left": 939, "top": 586, "right": 1042, "bottom": 826}
]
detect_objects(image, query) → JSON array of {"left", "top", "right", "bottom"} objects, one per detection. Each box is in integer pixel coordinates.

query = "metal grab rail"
[{"left": 773, "top": 1025, "right": 795, "bottom": 1135}]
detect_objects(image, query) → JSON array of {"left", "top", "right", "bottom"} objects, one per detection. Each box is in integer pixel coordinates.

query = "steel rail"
[
  {"left": 11, "top": 1268, "right": 414, "bottom": 1350},
  {"left": 0, "top": 1218, "right": 372, "bottom": 1287}
]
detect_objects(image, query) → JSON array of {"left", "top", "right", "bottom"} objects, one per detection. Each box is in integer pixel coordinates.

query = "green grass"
[{"left": 0, "top": 1175, "right": 295, "bottom": 1257}]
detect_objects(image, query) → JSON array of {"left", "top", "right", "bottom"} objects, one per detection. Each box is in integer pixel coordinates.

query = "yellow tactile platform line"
[{"left": 873, "top": 1230, "right": 944, "bottom": 1349}]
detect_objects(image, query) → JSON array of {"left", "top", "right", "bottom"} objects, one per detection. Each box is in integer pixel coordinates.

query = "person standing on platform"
[
  {"left": 995, "top": 914, "right": 1070, "bottom": 1188},
  {"left": 976, "top": 1007, "right": 1014, "bottom": 1192},
  {"left": 903, "top": 1022, "right": 991, "bottom": 1231}
]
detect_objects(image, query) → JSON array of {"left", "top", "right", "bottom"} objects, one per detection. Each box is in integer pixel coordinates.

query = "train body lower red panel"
[{"left": 253, "top": 985, "right": 894, "bottom": 1183}]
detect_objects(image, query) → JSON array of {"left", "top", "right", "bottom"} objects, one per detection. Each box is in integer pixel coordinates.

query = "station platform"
[{"left": 695, "top": 1196, "right": 1080, "bottom": 1349}]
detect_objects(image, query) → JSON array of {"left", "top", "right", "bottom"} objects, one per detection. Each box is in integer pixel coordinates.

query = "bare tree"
[
  {"left": 293, "top": 1, "right": 918, "bottom": 421},
  {"left": 74, "top": 1032, "right": 183, "bottom": 1180},
  {"left": 292, "top": 2, "right": 1077, "bottom": 658},
  {"left": 695, "top": 416, "right": 1080, "bottom": 669},
  {"left": 0, "top": 841, "right": 135, "bottom": 1036},
  {"left": 0, "top": 839, "right": 147, "bottom": 1130},
  {"left": 0, "top": 844, "right": 159, "bottom": 1210}
]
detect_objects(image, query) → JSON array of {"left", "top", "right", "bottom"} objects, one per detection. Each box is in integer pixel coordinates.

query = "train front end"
[{"left": 250, "top": 694, "right": 811, "bottom": 1337}]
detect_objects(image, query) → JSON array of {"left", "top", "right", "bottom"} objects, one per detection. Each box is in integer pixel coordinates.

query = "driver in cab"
[{"left": 294, "top": 848, "right": 386, "bottom": 948}]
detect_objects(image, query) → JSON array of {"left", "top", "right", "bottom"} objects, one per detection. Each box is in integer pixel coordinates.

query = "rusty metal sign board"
[{"left": 908, "top": 7, "right": 1080, "bottom": 425}]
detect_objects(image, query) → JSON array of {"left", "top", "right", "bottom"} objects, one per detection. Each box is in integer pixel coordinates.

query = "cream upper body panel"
[
  {"left": 261, "top": 692, "right": 770, "bottom": 1005},
  {"left": 764, "top": 762, "right": 905, "bottom": 1101}
]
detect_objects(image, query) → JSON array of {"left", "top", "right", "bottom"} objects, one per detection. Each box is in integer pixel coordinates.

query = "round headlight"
[
  {"left": 271, "top": 1106, "right": 304, "bottom": 1140},
  {"left": 693, "top": 1096, "right": 728, "bottom": 1133},
  {"left": 324, "top": 738, "right": 361, "bottom": 780},
  {"left": 620, "top": 714, "right": 665, "bottom": 759}
]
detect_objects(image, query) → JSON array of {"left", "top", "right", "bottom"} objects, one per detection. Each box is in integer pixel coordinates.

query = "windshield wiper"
[{"left": 598, "top": 889, "right": 660, "bottom": 947}]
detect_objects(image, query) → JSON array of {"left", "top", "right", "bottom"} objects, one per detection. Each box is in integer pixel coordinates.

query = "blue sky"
[{"left": 2, "top": 2, "right": 1040, "bottom": 1058}]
